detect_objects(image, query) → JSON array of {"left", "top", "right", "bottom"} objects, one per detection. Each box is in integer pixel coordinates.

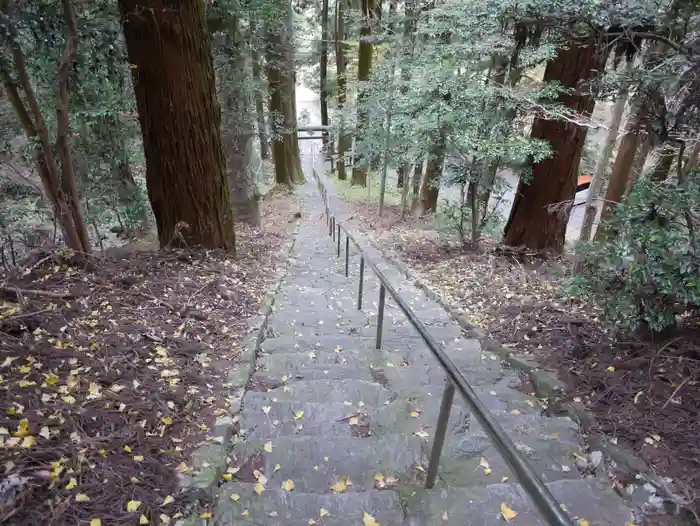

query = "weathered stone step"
[
  {"left": 251, "top": 363, "right": 375, "bottom": 384},
  {"left": 404, "top": 478, "right": 634, "bottom": 525},
  {"left": 231, "top": 421, "right": 582, "bottom": 495},
  {"left": 245, "top": 378, "right": 396, "bottom": 406},
  {"left": 259, "top": 333, "right": 426, "bottom": 355},
  {"left": 256, "top": 350, "right": 392, "bottom": 374},
  {"left": 215, "top": 483, "right": 407, "bottom": 526},
  {"left": 241, "top": 397, "right": 470, "bottom": 440}
]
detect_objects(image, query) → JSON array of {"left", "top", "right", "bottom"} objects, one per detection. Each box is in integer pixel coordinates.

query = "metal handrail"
[{"left": 311, "top": 169, "right": 574, "bottom": 526}]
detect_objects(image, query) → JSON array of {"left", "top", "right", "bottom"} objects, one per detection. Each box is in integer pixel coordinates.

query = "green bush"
[{"left": 571, "top": 172, "right": 700, "bottom": 334}]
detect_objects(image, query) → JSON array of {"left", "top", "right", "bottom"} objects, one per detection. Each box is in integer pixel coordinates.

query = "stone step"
[
  {"left": 215, "top": 483, "right": 407, "bottom": 526},
  {"left": 241, "top": 397, "right": 470, "bottom": 440},
  {"left": 245, "top": 378, "right": 396, "bottom": 406},
  {"left": 404, "top": 478, "right": 635, "bottom": 525},
  {"left": 251, "top": 363, "right": 375, "bottom": 384},
  {"left": 259, "top": 333, "right": 427, "bottom": 355},
  {"left": 230, "top": 422, "right": 583, "bottom": 494}
]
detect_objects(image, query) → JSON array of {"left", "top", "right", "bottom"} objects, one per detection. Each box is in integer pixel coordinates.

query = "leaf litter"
[{"left": 0, "top": 192, "right": 301, "bottom": 525}]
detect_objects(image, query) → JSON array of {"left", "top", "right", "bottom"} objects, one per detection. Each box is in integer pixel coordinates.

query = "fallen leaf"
[
  {"left": 500, "top": 503, "right": 517, "bottom": 521},
  {"left": 264, "top": 441, "right": 273, "bottom": 452},
  {"left": 363, "top": 511, "right": 380, "bottom": 526},
  {"left": 560, "top": 504, "right": 568, "bottom": 512},
  {"left": 320, "top": 508, "right": 329, "bottom": 517},
  {"left": 90, "top": 520, "right": 101, "bottom": 526},
  {"left": 241, "top": 510, "right": 249, "bottom": 516},
  {"left": 409, "top": 411, "right": 420, "bottom": 418},
  {"left": 127, "top": 500, "right": 142, "bottom": 512},
  {"left": 605, "top": 366, "right": 615, "bottom": 372},
  {"left": 262, "top": 406, "right": 271, "bottom": 414},
  {"left": 231, "top": 493, "right": 240, "bottom": 501},
  {"left": 254, "top": 482, "right": 265, "bottom": 495},
  {"left": 162, "top": 495, "right": 174, "bottom": 506},
  {"left": 441, "top": 511, "right": 449, "bottom": 521},
  {"left": 139, "top": 515, "right": 149, "bottom": 525},
  {"left": 578, "top": 520, "right": 589, "bottom": 526},
  {"left": 415, "top": 465, "right": 425, "bottom": 472},
  {"left": 65, "top": 477, "right": 77, "bottom": 490},
  {"left": 294, "top": 410, "right": 304, "bottom": 420},
  {"left": 414, "top": 430, "right": 429, "bottom": 439},
  {"left": 199, "top": 512, "right": 211, "bottom": 519},
  {"left": 133, "top": 455, "right": 144, "bottom": 462},
  {"left": 281, "top": 479, "right": 295, "bottom": 491},
  {"left": 274, "top": 463, "right": 281, "bottom": 472},
  {"left": 75, "top": 493, "right": 90, "bottom": 502},
  {"left": 330, "top": 477, "right": 349, "bottom": 493},
  {"left": 479, "top": 457, "right": 492, "bottom": 476}
]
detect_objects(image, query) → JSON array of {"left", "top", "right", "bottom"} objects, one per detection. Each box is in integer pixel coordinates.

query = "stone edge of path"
[
  {"left": 175, "top": 197, "right": 305, "bottom": 526},
  {"left": 344, "top": 217, "right": 691, "bottom": 518}
]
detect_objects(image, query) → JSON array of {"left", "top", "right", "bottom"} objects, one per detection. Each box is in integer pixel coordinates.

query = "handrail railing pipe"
[
  {"left": 344, "top": 235, "right": 350, "bottom": 277},
  {"left": 310, "top": 167, "right": 574, "bottom": 526}
]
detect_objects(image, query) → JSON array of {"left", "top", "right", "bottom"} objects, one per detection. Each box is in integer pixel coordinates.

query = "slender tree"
[
  {"left": 119, "top": 0, "right": 235, "bottom": 249},
  {"left": 320, "top": 0, "right": 331, "bottom": 157},
  {"left": 350, "top": 0, "right": 377, "bottom": 186},
  {"left": 335, "top": 0, "right": 350, "bottom": 179},
  {"left": 579, "top": 60, "right": 632, "bottom": 242},
  {"left": 250, "top": 20, "right": 270, "bottom": 160},
  {"left": 504, "top": 42, "right": 603, "bottom": 252}
]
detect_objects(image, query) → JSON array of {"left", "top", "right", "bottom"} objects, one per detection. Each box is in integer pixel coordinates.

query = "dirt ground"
[
  {"left": 345, "top": 198, "right": 700, "bottom": 525},
  {"left": 0, "top": 191, "right": 301, "bottom": 525}
]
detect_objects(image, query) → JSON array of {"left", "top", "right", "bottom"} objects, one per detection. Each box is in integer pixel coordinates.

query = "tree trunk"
[
  {"left": 250, "top": 21, "right": 270, "bottom": 160},
  {"left": 420, "top": 128, "right": 446, "bottom": 214},
  {"left": 265, "top": 5, "right": 303, "bottom": 186},
  {"left": 410, "top": 158, "right": 423, "bottom": 213},
  {"left": 503, "top": 43, "right": 602, "bottom": 252},
  {"left": 320, "top": 0, "right": 332, "bottom": 159},
  {"left": 350, "top": 0, "right": 376, "bottom": 186},
  {"left": 396, "top": 0, "right": 416, "bottom": 191},
  {"left": 119, "top": 0, "right": 235, "bottom": 250},
  {"left": 627, "top": 134, "right": 653, "bottom": 193},
  {"left": 335, "top": 0, "right": 349, "bottom": 180},
  {"left": 595, "top": 107, "right": 642, "bottom": 241},
  {"left": 223, "top": 20, "right": 260, "bottom": 226},
  {"left": 579, "top": 62, "right": 631, "bottom": 242},
  {"left": 649, "top": 143, "right": 676, "bottom": 182}
]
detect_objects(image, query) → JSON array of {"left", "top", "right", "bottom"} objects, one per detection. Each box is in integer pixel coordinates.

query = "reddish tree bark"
[
  {"left": 119, "top": 0, "right": 235, "bottom": 250},
  {"left": 503, "top": 43, "right": 603, "bottom": 252}
]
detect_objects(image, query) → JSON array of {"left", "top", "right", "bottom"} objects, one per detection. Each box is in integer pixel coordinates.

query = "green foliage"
[{"left": 572, "top": 174, "right": 700, "bottom": 333}]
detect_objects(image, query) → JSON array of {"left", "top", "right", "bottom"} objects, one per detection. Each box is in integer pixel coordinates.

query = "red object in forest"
[{"left": 577, "top": 175, "right": 592, "bottom": 192}]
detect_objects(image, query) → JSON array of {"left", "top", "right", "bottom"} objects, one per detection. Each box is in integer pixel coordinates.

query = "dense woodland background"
[{"left": 1, "top": 0, "right": 700, "bottom": 522}]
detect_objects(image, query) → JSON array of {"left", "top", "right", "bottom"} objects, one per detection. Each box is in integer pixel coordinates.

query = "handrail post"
[
  {"left": 332, "top": 217, "right": 336, "bottom": 241},
  {"left": 376, "top": 284, "right": 386, "bottom": 349},
  {"left": 425, "top": 379, "right": 456, "bottom": 489},
  {"left": 358, "top": 257, "right": 365, "bottom": 310},
  {"left": 337, "top": 225, "right": 341, "bottom": 257},
  {"left": 344, "top": 236, "right": 350, "bottom": 276}
]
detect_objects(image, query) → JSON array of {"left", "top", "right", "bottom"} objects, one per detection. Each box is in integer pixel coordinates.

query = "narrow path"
[{"left": 211, "top": 163, "right": 634, "bottom": 523}]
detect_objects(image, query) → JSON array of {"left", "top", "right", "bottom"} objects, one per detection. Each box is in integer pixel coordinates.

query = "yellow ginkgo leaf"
[
  {"left": 75, "top": 493, "right": 90, "bottom": 502},
  {"left": 282, "top": 375, "right": 288, "bottom": 382},
  {"left": 409, "top": 411, "right": 420, "bottom": 418},
  {"left": 90, "top": 519, "right": 101, "bottom": 526},
  {"left": 578, "top": 520, "right": 590, "bottom": 526},
  {"left": 500, "top": 503, "right": 518, "bottom": 521},
  {"left": 222, "top": 473, "right": 233, "bottom": 481},
  {"left": 126, "top": 500, "right": 142, "bottom": 512},
  {"left": 139, "top": 515, "right": 149, "bottom": 525},
  {"left": 161, "top": 416, "right": 173, "bottom": 425},
  {"left": 264, "top": 441, "right": 273, "bottom": 452},
  {"left": 560, "top": 503, "right": 568, "bottom": 512},
  {"left": 308, "top": 520, "right": 316, "bottom": 525},
  {"left": 281, "top": 479, "right": 295, "bottom": 491},
  {"left": 262, "top": 406, "right": 271, "bottom": 414},
  {"left": 606, "top": 366, "right": 615, "bottom": 372},
  {"left": 293, "top": 410, "right": 304, "bottom": 420},
  {"left": 231, "top": 493, "right": 240, "bottom": 501},
  {"left": 415, "top": 465, "right": 425, "bottom": 472},
  {"left": 65, "top": 477, "right": 77, "bottom": 490},
  {"left": 274, "top": 463, "right": 281, "bottom": 472},
  {"left": 414, "top": 430, "right": 429, "bottom": 439},
  {"left": 441, "top": 511, "right": 449, "bottom": 521},
  {"left": 162, "top": 495, "right": 174, "bottom": 506},
  {"left": 320, "top": 508, "right": 329, "bottom": 517},
  {"left": 241, "top": 509, "right": 249, "bottom": 516},
  {"left": 199, "top": 512, "right": 212, "bottom": 519},
  {"left": 363, "top": 511, "right": 380, "bottom": 526},
  {"left": 330, "top": 477, "right": 349, "bottom": 493},
  {"left": 159, "top": 514, "right": 171, "bottom": 524},
  {"left": 254, "top": 482, "right": 265, "bottom": 495},
  {"left": 133, "top": 455, "right": 144, "bottom": 462},
  {"left": 374, "top": 473, "right": 385, "bottom": 482}
]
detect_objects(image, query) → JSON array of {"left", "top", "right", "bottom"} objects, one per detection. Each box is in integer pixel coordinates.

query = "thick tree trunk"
[
  {"left": 320, "top": 0, "right": 331, "bottom": 159},
  {"left": 579, "top": 64, "right": 630, "bottom": 242},
  {"left": 223, "top": 21, "right": 260, "bottom": 226},
  {"left": 420, "top": 128, "right": 446, "bottom": 213},
  {"left": 119, "top": 0, "right": 235, "bottom": 250},
  {"left": 350, "top": 0, "right": 376, "bottom": 186},
  {"left": 503, "top": 43, "right": 602, "bottom": 252},
  {"left": 250, "top": 22, "right": 270, "bottom": 161},
  {"left": 627, "top": 134, "right": 652, "bottom": 193},
  {"left": 265, "top": 8, "right": 303, "bottom": 186},
  {"left": 335, "top": 0, "right": 349, "bottom": 179}
]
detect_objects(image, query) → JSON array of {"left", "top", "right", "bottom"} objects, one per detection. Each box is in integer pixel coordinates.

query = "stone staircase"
[{"left": 212, "top": 184, "right": 635, "bottom": 525}]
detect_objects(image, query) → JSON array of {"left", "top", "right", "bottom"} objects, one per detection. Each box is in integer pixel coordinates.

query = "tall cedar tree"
[
  {"left": 335, "top": 0, "right": 349, "bottom": 179},
  {"left": 503, "top": 43, "right": 602, "bottom": 252},
  {"left": 350, "top": 0, "right": 376, "bottom": 186},
  {"left": 119, "top": 0, "right": 235, "bottom": 249}
]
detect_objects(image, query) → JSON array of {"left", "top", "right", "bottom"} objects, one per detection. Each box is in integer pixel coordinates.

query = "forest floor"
[
  {"left": 0, "top": 189, "right": 301, "bottom": 526},
  {"left": 341, "top": 195, "right": 700, "bottom": 525}
]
